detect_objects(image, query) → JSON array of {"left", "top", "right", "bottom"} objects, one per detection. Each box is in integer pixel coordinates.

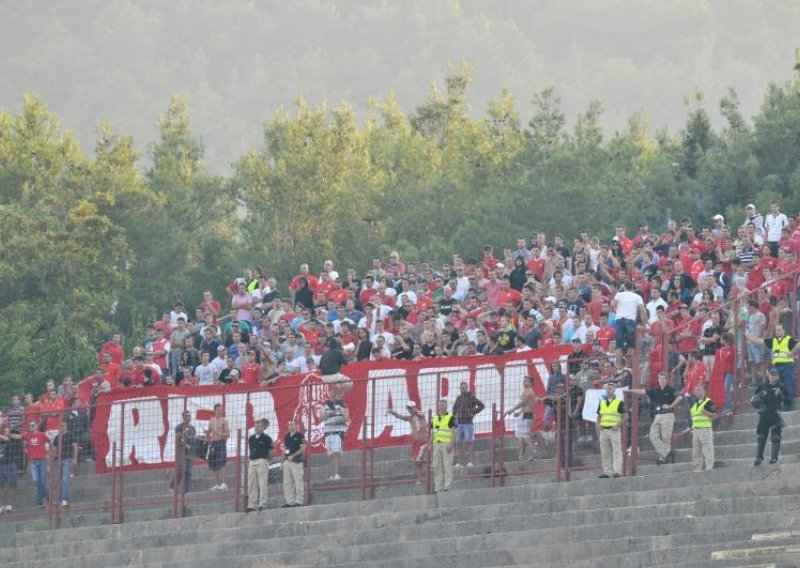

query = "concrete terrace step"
[{"left": 4, "top": 512, "right": 791, "bottom": 568}]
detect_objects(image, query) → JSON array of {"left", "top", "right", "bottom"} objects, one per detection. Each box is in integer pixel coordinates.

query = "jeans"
[
  {"left": 30, "top": 459, "right": 49, "bottom": 506},
  {"left": 54, "top": 458, "right": 72, "bottom": 501},
  {"left": 724, "top": 372, "right": 734, "bottom": 412},
  {"left": 614, "top": 318, "right": 637, "bottom": 352},
  {"left": 776, "top": 363, "right": 795, "bottom": 411}
]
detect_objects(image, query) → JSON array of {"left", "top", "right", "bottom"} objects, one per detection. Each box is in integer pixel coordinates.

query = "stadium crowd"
[{"left": 2, "top": 200, "right": 800, "bottom": 510}]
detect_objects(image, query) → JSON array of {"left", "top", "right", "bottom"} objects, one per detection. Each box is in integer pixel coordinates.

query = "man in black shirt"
[
  {"left": 247, "top": 418, "right": 273, "bottom": 511},
  {"left": 281, "top": 420, "right": 307, "bottom": 507},
  {"left": 51, "top": 422, "right": 78, "bottom": 507},
  {"left": 320, "top": 338, "right": 352, "bottom": 398},
  {"left": 752, "top": 367, "right": 790, "bottom": 465},
  {"left": 628, "top": 372, "right": 681, "bottom": 465}
]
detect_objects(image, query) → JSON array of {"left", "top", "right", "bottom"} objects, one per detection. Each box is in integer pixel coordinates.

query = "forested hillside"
[
  {"left": 3, "top": 1, "right": 800, "bottom": 396},
  {"left": 1, "top": 0, "right": 799, "bottom": 170}
]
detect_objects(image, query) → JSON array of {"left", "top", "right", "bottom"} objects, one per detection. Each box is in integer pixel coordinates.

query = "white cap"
[
  {"left": 713, "top": 214, "right": 724, "bottom": 221},
  {"left": 496, "top": 262, "right": 505, "bottom": 269},
  {"left": 342, "top": 343, "right": 356, "bottom": 352},
  {"left": 544, "top": 296, "right": 557, "bottom": 303},
  {"left": 746, "top": 203, "right": 756, "bottom": 209}
]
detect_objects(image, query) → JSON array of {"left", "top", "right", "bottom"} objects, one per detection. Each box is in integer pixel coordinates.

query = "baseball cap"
[
  {"left": 746, "top": 203, "right": 756, "bottom": 209},
  {"left": 768, "top": 366, "right": 779, "bottom": 374},
  {"left": 713, "top": 214, "right": 724, "bottom": 221}
]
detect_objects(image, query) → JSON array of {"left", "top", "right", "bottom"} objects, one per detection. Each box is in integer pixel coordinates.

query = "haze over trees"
[{"left": 2, "top": 0, "right": 800, "bottom": 396}]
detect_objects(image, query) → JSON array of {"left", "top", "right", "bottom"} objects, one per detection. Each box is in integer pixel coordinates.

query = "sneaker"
[
  {"left": 218, "top": 483, "right": 228, "bottom": 491},
  {"left": 612, "top": 473, "right": 621, "bottom": 478},
  {"left": 37, "top": 504, "right": 46, "bottom": 509},
  {"left": 598, "top": 474, "right": 611, "bottom": 479},
  {"left": 210, "top": 485, "right": 221, "bottom": 491},
  {"left": 333, "top": 474, "right": 341, "bottom": 481},
  {"left": 327, "top": 476, "right": 335, "bottom": 481},
  {"left": 454, "top": 463, "right": 462, "bottom": 468},
  {"left": 769, "top": 458, "right": 779, "bottom": 465},
  {"left": 281, "top": 503, "right": 292, "bottom": 508},
  {"left": 257, "top": 505, "right": 266, "bottom": 510},
  {"left": 245, "top": 507, "right": 256, "bottom": 513},
  {"left": 754, "top": 458, "right": 763, "bottom": 466},
  {"left": 4, "top": 505, "right": 12, "bottom": 512},
  {"left": 466, "top": 462, "right": 474, "bottom": 468},
  {"left": 61, "top": 500, "right": 68, "bottom": 507},
  {"left": 656, "top": 458, "right": 664, "bottom": 466}
]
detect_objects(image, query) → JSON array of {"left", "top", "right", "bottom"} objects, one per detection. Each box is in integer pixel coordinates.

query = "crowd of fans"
[{"left": 2, "top": 200, "right": 799, "bottom": 511}]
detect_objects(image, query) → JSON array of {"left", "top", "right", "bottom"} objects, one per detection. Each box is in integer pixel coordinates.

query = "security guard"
[
  {"left": 752, "top": 367, "right": 790, "bottom": 465},
  {"left": 688, "top": 383, "right": 716, "bottom": 472},
  {"left": 627, "top": 372, "right": 681, "bottom": 465},
  {"left": 430, "top": 399, "right": 456, "bottom": 492},
  {"left": 597, "top": 382, "right": 626, "bottom": 478},
  {"left": 747, "top": 323, "right": 799, "bottom": 410}
]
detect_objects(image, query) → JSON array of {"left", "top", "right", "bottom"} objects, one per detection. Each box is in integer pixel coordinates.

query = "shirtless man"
[
  {"left": 388, "top": 401, "right": 429, "bottom": 483},
  {"left": 205, "top": 404, "right": 230, "bottom": 491},
  {"left": 505, "top": 376, "right": 539, "bottom": 461}
]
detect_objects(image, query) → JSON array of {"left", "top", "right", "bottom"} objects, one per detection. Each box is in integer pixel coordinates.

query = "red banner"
[{"left": 91, "top": 346, "right": 571, "bottom": 473}]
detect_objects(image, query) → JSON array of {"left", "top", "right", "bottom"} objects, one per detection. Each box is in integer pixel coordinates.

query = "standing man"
[
  {"left": 205, "top": 403, "right": 230, "bottom": 491},
  {"left": 751, "top": 367, "right": 789, "bottom": 465},
  {"left": 318, "top": 397, "right": 348, "bottom": 481},
  {"left": 452, "top": 381, "right": 485, "bottom": 468},
  {"left": 745, "top": 300, "right": 767, "bottom": 386},
  {"left": 430, "top": 399, "right": 456, "bottom": 493},
  {"left": 688, "top": 383, "right": 716, "bottom": 472},
  {"left": 747, "top": 323, "right": 799, "bottom": 409},
  {"left": 764, "top": 201, "right": 788, "bottom": 258},
  {"left": 173, "top": 411, "right": 196, "bottom": 493},
  {"left": 246, "top": 418, "right": 273, "bottom": 512},
  {"left": 597, "top": 382, "right": 626, "bottom": 478},
  {"left": 21, "top": 421, "right": 49, "bottom": 507},
  {"left": 611, "top": 281, "right": 648, "bottom": 358},
  {"left": 51, "top": 422, "right": 78, "bottom": 507},
  {"left": 505, "top": 376, "right": 538, "bottom": 461},
  {"left": 627, "top": 372, "right": 680, "bottom": 465},
  {"left": 281, "top": 420, "right": 307, "bottom": 507}
]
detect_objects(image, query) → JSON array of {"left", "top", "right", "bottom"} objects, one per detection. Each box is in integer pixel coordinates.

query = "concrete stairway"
[{"left": 1, "top": 407, "right": 798, "bottom": 567}]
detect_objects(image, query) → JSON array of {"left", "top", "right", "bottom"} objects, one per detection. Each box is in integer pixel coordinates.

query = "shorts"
[
  {"left": 747, "top": 343, "right": 765, "bottom": 364},
  {"left": 325, "top": 432, "right": 344, "bottom": 455},
  {"left": 207, "top": 440, "right": 227, "bottom": 471},
  {"left": 410, "top": 440, "right": 428, "bottom": 462},
  {"left": 515, "top": 417, "right": 534, "bottom": 440},
  {"left": 0, "top": 462, "right": 18, "bottom": 489},
  {"left": 322, "top": 373, "right": 353, "bottom": 388},
  {"left": 456, "top": 423, "right": 475, "bottom": 443}
]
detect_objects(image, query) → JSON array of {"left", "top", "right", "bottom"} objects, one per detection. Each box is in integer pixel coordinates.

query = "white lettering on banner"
[
  {"left": 417, "top": 366, "right": 471, "bottom": 417},
  {"left": 105, "top": 398, "right": 165, "bottom": 466},
  {"left": 235, "top": 391, "right": 279, "bottom": 451},
  {"left": 359, "top": 370, "right": 412, "bottom": 440},
  {"left": 473, "top": 365, "right": 501, "bottom": 434}
]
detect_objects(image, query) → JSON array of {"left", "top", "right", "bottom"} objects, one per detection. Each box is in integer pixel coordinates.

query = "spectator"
[
  {"left": 0, "top": 415, "right": 22, "bottom": 513},
  {"left": 611, "top": 280, "right": 647, "bottom": 357},
  {"left": 505, "top": 376, "right": 538, "bottom": 461},
  {"left": 51, "top": 421, "right": 78, "bottom": 507},
  {"left": 246, "top": 418, "right": 273, "bottom": 512},
  {"left": 452, "top": 382, "right": 485, "bottom": 468},
  {"left": 281, "top": 419, "right": 307, "bottom": 507},
  {"left": 205, "top": 403, "right": 230, "bottom": 491},
  {"left": 318, "top": 396, "right": 348, "bottom": 481},
  {"left": 21, "top": 421, "right": 49, "bottom": 508}
]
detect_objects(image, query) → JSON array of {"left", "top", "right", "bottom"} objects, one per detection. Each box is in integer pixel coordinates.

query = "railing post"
[
  {"left": 555, "top": 399, "right": 562, "bottom": 482},
  {"left": 490, "top": 403, "right": 497, "bottom": 488},
  {"left": 425, "top": 409, "right": 433, "bottom": 494},
  {"left": 109, "top": 440, "right": 116, "bottom": 525},
  {"left": 234, "top": 429, "right": 243, "bottom": 512},
  {"left": 630, "top": 327, "right": 641, "bottom": 476},
  {"left": 118, "top": 402, "right": 125, "bottom": 524},
  {"left": 499, "top": 366, "right": 506, "bottom": 487},
  {"left": 370, "top": 377, "right": 376, "bottom": 499},
  {"left": 305, "top": 383, "right": 313, "bottom": 506},
  {"left": 360, "top": 420, "right": 368, "bottom": 501}
]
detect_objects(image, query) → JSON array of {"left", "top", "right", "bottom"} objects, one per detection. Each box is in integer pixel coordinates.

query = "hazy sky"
[{"left": 2, "top": 0, "right": 799, "bottom": 171}]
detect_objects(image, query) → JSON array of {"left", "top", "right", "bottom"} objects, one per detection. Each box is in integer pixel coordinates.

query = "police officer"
[
  {"left": 688, "top": 383, "right": 716, "bottom": 472},
  {"left": 747, "top": 323, "right": 799, "bottom": 410},
  {"left": 752, "top": 367, "right": 789, "bottom": 465},
  {"left": 430, "top": 399, "right": 456, "bottom": 492},
  {"left": 597, "top": 382, "right": 626, "bottom": 478}
]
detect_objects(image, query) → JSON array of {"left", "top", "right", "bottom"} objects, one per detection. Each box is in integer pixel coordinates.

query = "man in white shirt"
[
  {"left": 611, "top": 281, "right": 648, "bottom": 357},
  {"left": 764, "top": 201, "right": 788, "bottom": 258},
  {"left": 645, "top": 288, "right": 668, "bottom": 323},
  {"left": 576, "top": 314, "right": 600, "bottom": 344},
  {"left": 195, "top": 351, "right": 220, "bottom": 386}
]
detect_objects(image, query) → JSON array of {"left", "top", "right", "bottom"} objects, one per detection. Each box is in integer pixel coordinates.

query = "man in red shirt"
[
  {"left": 241, "top": 351, "right": 261, "bottom": 386},
  {"left": 21, "top": 421, "right": 49, "bottom": 507},
  {"left": 289, "top": 264, "right": 319, "bottom": 295},
  {"left": 98, "top": 333, "right": 124, "bottom": 366},
  {"left": 199, "top": 290, "right": 222, "bottom": 319},
  {"left": 99, "top": 350, "right": 122, "bottom": 386},
  {"left": 39, "top": 390, "right": 64, "bottom": 441}
]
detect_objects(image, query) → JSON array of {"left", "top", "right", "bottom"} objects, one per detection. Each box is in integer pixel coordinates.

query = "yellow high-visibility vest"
[
  {"left": 691, "top": 398, "right": 713, "bottom": 429},
  {"left": 431, "top": 413, "right": 454, "bottom": 444},
  {"left": 598, "top": 398, "right": 623, "bottom": 428}
]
